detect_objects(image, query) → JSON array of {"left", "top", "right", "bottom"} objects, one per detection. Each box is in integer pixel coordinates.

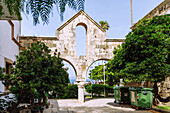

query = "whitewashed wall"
[{"left": 0, "top": 20, "right": 21, "bottom": 92}]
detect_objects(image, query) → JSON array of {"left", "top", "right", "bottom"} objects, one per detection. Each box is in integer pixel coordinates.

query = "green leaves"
[
  {"left": 0, "top": 41, "right": 69, "bottom": 104},
  {"left": 106, "top": 14, "right": 170, "bottom": 85}
]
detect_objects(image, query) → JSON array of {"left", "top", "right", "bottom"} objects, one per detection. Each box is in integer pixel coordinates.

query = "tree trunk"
[{"left": 153, "top": 81, "right": 170, "bottom": 105}]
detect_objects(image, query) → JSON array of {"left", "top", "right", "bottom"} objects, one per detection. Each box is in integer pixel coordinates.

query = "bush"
[
  {"left": 64, "top": 84, "right": 78, "bottom": 98},
  {"left": 49, "top": 84, "right": 78, "bottom": 99},
  {"left": 85, "top": 84, "right": 114, "bottom": 97},
  {"left": 105, "top": 86, "right": 114, "bottom": 96}
]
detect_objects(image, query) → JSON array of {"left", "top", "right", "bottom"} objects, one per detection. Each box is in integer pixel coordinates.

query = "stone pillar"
[{"left": 77, "top": 82, "right": 85, "bottom": 103}]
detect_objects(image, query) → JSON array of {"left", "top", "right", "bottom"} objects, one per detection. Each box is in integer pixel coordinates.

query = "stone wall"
[
  {"left": 124, "top": 76, "right": 170, "bottom": 99},
  {"left": 158, "top": 76, "right": 170, "bottom": 98}
]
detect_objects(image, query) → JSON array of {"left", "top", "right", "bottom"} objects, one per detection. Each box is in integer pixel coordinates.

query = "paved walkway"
[{"left": 44, "top": 98, "right": 160, "bottom": 113}]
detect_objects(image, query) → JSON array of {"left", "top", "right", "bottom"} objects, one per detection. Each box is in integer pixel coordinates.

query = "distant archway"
[{"left": 86, "top": 59, "right": 109, "bottom": 82}]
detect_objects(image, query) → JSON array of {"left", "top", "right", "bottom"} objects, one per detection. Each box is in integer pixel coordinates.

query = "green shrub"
[
  {"left": 105, "top": 86, "right": 114, "bottom": 96},
  {"left": 63, "top": 84, "right": 78, "bottom": 98},
  {"left": 85, "top": 84, "right": 114, "bottom": 97},
  {"left": 49, "top": 84, "right": 78, "bottom": 99},
  {"left": 85, "top": 84, "right": 92, "bottom": 93}
]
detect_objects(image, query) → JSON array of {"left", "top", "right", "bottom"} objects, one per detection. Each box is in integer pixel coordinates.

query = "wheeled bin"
[
  {"left": 129, "top": 87, "right": 153, "bottom": 109},
  {"left": 30, "top": 93, "right": 49, "bottom": 112},
  {"left": 114, "top": 86, "right": 130, "bottom": 103}
]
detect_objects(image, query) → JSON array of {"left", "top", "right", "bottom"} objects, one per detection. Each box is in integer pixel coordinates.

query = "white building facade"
[
  {"left": 0, "top": 20, "right": 21, "bottom": 92},
  {"left": 0, "top": 0, "right": 21, "bottom": 93}
]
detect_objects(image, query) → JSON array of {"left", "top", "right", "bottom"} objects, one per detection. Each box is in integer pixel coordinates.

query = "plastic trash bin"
[
  {"left": 30, "top": 93, "right": 49, "bottom": 112},
  {"left": 129, "top": 87, "right": 153, "bottom": 109},
  {"left": 114, "top": 86, "right": 130, "bottom": 103}
]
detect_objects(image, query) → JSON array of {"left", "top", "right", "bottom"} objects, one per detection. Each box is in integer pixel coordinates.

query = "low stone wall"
[
  {"left": 124, "top": 81, "right": 154, "bottom": 88},
  {"left": 124, "top": 76, "right": 170, "bottom": 98}
]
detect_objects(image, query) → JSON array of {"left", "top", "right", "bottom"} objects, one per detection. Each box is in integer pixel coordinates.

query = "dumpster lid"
[
  {"left": 129, "top": 87, "right": 153, "bottom": 91},
  {"left": 114, "top": 86, "right": 129, "bottom": 89},
  {"left": 129, "top": 87, "right": 139, "bottom": 91},
  {"left": 113, "top": 86, "right": 120, "bottom": 89},
  {"left": 141, "top": 88, "right": 153, "bottom": 91}
]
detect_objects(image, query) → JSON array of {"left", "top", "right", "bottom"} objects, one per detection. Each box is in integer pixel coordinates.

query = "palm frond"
[
  {"left": 76, "top": 0, "right": 85, "bottom": 11},
  {"left": 58, "top": 0, "right": 67, "bottom": 21},
  {"left": 67, "top": 0, "right": 76, "bottom": 10},
  {"left": 1, "top": 0, "right": 85, "bottom": 25},
  {"left": 99, "top": 21, "right": 110, "bottom": 30}
]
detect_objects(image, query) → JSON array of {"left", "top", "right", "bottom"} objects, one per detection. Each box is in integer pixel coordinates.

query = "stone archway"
[
  {"left": 85, "top": 58, "right": 110, "bottom": 79},
  {"left": 19, "top": 10, "right": 125, "bottom": 102}
]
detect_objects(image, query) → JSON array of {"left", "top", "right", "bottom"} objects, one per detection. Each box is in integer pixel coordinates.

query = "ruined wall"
[
  {"left": 19, "top": 10, "right": 124, "bottom": 83},
  {"left": 54, "top": 10, "right": 124, "bottom": 81}
]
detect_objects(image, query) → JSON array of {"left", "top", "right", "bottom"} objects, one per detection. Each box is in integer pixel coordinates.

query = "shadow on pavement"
[
  {"left": 84, "top": 97, "right": 93, "bottom": 102},
  {"left": 107, "top": 102, "right": 158, "bottom": 113},
  {"left": 62, "top": 106, "right": 129, "bottom": 113},
  {"left": 107, "top": 102, "right": 133, "bottom": 108}
]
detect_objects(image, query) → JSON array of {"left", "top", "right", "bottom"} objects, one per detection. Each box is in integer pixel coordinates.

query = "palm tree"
[
  {"left": 99, "top": 21, "right": 110, "bottom": 30},
  {"left": 0, "top": 0, "right": 85, "bottom": 25}
]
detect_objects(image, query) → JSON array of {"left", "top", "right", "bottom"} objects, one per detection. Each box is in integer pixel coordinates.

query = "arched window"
[{"left": 76, "top": 23, "right": 87, "bottom": 56}]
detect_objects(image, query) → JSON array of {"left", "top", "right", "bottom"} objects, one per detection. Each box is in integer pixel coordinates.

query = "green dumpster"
[
  {"left": 114, "top": 86, "right": 130, "bottom": 103},
  {"left": 30, "top": 96, "right": 44, "bottom": 113},
  {"left": 30, "top": 93, "right": 49, "bottom": 112},
  {"left": 129, "top": 87, "right": 153, "bottom": 109}
]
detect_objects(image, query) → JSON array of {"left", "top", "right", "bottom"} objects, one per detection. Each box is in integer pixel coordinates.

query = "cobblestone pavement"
[{"left": 44, "top": 98, "right": 161, "bottom": 113}]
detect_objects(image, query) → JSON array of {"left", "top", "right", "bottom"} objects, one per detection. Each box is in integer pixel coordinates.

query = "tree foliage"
[
  {"left": 85, "top": 84, "right": 114, "bottom": 97},
  {"left": 0, "top": 41, "right": 69, "bottom": 105},
  {"left": 89, "top": 64, "right": 114, "bottom": 86},
  {"left": 0, "top": 0, "right": 85, "bottom": 25},
  {"left": 89, "top": 65, "right": 103, "bottom": 80},
  {"left": 106, "top": 14, "right": 170, "bottom": 103}
]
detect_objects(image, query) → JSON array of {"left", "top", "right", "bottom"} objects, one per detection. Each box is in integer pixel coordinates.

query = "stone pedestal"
[{"left": 77, "top": 82, "right": 85, "bottom": 103}]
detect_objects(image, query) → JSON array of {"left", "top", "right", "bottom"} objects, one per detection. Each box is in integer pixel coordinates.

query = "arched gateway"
[{"left": 20, "top": 10, "right": 125, "bottom": 102}]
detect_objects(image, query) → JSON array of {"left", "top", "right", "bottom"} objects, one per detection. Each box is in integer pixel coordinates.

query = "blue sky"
[
  {"left": 21, "top": 0, "right": 164, "bottom": 38},
  {"left": 21, "top": 0, "right": 164, "bottom": 82}
]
